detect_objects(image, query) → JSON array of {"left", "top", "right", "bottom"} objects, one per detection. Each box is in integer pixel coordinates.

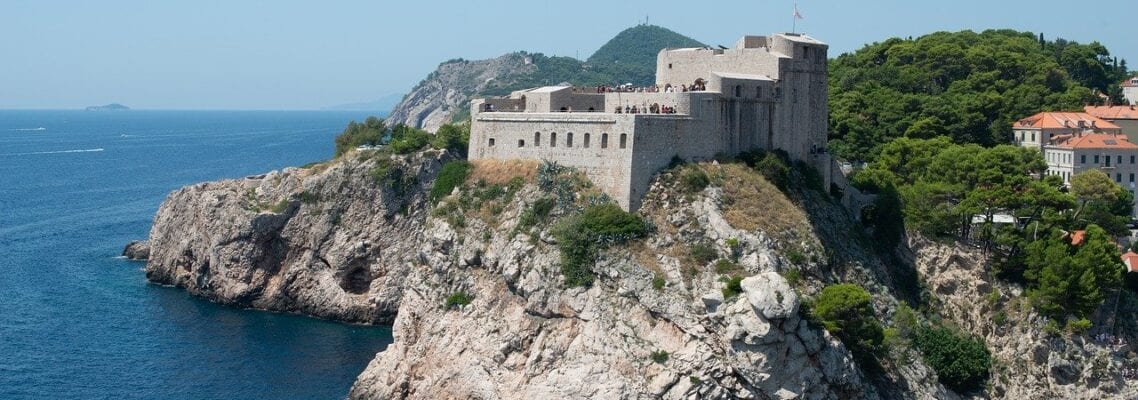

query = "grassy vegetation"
[
  {"left": 688, "top": 243, "right": 717, "bottom": 265},
  {"left": 553, "top": 204, "right": 651, "bottom": 287},
  {"left": 430, "top": 161, "right": 472, "bottom": 203},
  {"left": 445, "top": 292, "right": 473, "bottom": 308},
  {"left": 721, "top": 276, "right": 744, "bottom": 299},
  {"left": 649, "top": 350, "right": 670, "bottom": 364}
]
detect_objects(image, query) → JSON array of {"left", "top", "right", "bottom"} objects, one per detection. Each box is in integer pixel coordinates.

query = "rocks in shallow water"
[{"left": 122, "top": 240, "right": 150, "bottom": 260}]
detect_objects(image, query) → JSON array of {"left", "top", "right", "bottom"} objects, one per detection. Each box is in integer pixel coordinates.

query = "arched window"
[
  {"left": 534, "top": 132, "right": 541, "bottom": 147},
  {"left": 619, "top": 133, "right": 628, "bottom": 149},
  {"left": 550, "top": 132, "right": 557, "bottom": 147},
  {"left": 517, "top": 139, "right": 524, "bottom": 147},
  {"left": 601, "top": 133, "right": 609, "bottom": 149},
  {"left": 584, "top": 133, "right": 591, "bottom": 148},
  {"left": 735, "top": 85, "right": 742, "bottom": 97},
  {"left": 566, "top": 132, "right": 574, "bottom": 147}
]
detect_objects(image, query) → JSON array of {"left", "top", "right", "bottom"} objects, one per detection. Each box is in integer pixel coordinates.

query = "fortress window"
[
  {"left": 517, "top": 139, "right": 524, "bottom": 147},
  {"left": 489, "top": 138, "right": 495, "bottom": 147},
  {"left": 756, "top": 87, "right": 762, "bottom": 98},
  {"left": 775, "top": 87, "right": 782, "bottom": 98},
  {"left": 584, "top": 133, "right": 591, "bottom": 148},
  {"left": 534, "top": 132, "right": 541, "bottom": 147},
  {"left": 601, "top": 133, "right": 609, "bottom": 148},
  {"left": 619, "top": 133, "right": 628, "bottom": 149},
  {"left": 567, "top": 132, "right": 573, "bottom": 147},
  {"left": 550, "top": 132, "right": 557, "bottom": 147},
  {"left": 668, "top": 63, "right": 672, "bottom": 69},
  {"left": 735, "top": 85, "right": 742, "bottom": 98}
]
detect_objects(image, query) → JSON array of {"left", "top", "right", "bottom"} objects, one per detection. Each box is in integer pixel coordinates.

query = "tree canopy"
[{"left": 829, "top": 29, "right": 1130, "bottom": 161}]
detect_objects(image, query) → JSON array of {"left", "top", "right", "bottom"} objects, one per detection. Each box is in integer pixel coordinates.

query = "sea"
[{"left": 0, "top": 110, "right": 395, "bottom": 400}]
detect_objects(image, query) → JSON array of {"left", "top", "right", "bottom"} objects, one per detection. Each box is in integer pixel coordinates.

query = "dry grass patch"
[
  {"left": 716, "top": 164, "right": 811, "bottom": 237},
  {"left": 468, "top": 159, "right": 538, "bottom": 185}
]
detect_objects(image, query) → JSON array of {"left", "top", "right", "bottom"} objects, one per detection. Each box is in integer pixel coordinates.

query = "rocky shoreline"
[{"left": 135, "top": 150, "right": 1138, "bottom": 399}]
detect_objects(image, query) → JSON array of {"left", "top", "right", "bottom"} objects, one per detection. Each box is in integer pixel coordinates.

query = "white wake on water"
[
  {"left": 1, "top": 148, "right": 105, "bottom": 156},
  {"left": 10, "top": 127, "right": 47, "bottom": 131}
]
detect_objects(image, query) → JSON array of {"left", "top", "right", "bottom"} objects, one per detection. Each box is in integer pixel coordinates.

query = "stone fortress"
[{"left": 468, "top": 33, "right": 834, "bottom": 210}]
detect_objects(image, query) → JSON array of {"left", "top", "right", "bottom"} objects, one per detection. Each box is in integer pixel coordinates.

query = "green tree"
[
  {"left": 813, "top": 284, "right": 884, "bottom": 355},
  {"left": 913, "top": 326, "right": 992, "bottom": 393}
]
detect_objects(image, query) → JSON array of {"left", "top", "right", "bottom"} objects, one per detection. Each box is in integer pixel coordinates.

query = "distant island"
[{"left": 85, "top": 103, "right": 130, "bottom": 111}]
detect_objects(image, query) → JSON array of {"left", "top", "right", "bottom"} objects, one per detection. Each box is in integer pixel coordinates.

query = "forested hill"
[
  {"left": 828, "top": 29, "right": 1131, "bottom": 162},
  {"left": 385, "top": 25, "right": 704, "bottom": 131},
  {"left": 587, "top": 24, "right": 706, "bottom": 86}
]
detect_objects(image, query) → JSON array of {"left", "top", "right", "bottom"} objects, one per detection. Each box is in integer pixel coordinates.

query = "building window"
[
  {"left": 1130, "top": 173, "right": 1134, "bottom": 183},
  {"left": 566, "top": 132, "right": 573, "bottom": 147},
  {"left": 735, "top": 85, "right": 742, "bottom": 98},
  {"left": 619, "top": 133, "right": 628, "bottom": 149},
  {"left": 1031, "top": 132, "right": 1036, "bottom": 141},
  {"left": 1095, "top": 155, "right": 1100, "bottom": 164},
  {"left": 534, "top": 132, "right": 541, "bottom": 147},
  {"left": 756, "top": 87, "right": 762, "bottom": 98},
  {"left": 1119, "top": 155, "right": 1123, "bottom": 165},
  {"left": 1081, "top": 154, "right": 1086, "bottom": 164},
  {"left": 601, "top": 133, "right": 609, "bottom": 148},
  {"left": 1107, "top": 156, "right": 1112, "bottom": 167},
  {"left": 517, "top": 139, "right": 524, "bottom": 147},
  {"left": 584, "top": 133, "right": 591, "bottom": 148},
  {"left": 550, "top": 132, "right": 557, "bottom": 147},
  {"left": 668, "top": 63, "right": 672, "bottom": 69},
  {"left": 793, "top": 88, "right": 798, "bottom": 103},
  {"left": 775, "top": 87, "right": 782, "bottom": 98},
  {"left": 1132, "top": 155, "right": 1136, "bottom": 164},
  {"left": 1118, "top": 173, "right": 1123, "bottom": 183},
  {"left": 489, "top": 138, "right": 495, "bottom": 147}
]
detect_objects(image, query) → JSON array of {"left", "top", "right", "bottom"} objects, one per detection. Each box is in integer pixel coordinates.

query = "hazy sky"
[{"left": 3, "top": 0, "right": 1135, "bottom": 110}]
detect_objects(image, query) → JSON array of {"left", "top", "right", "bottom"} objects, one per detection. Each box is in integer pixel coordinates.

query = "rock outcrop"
[
  {"left": 385, "top": 54, "right": 536, "bottom": 132},
  {"left": 143, "top": 150, "right": 1138, "bottom": 399},
  {"left": 122, "top": 240, "right": 150, "bottom": 260},
  {"left": 144, "top": 150, "right": 454, "bottom": 324},
  {"left": 909, "top": 237, "right": 1138, "bottom": 399}
]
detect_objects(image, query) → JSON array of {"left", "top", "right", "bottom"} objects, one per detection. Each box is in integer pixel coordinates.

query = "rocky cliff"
[
  {"left": 142, "top": 149, "right": 1138, "bottom": 399},
  {"left": 384, "top": 54, "right": 536, "bottom": 133}
]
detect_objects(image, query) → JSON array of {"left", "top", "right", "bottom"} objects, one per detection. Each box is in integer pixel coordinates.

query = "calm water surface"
[{"left": 0, "top": 110, "right": 393, "bottom": 400}]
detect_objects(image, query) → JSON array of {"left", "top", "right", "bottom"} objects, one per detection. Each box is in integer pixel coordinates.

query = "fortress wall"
[
  {"left": 656, "top": 49, "right": 784, "bottom": 88},
  {"left": 469, "top": 114, "right": 638, "bottom": 208},
  {"left": 627, "top": 115, "right": 721, "bottom": 210},
  {"left": 562, "top": 94, "right": 606, "bottom": 112}
]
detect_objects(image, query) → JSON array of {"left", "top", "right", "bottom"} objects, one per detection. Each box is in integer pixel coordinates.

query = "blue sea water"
[{"left": 0, "top": 110, "right": 394, "bottom": 400}]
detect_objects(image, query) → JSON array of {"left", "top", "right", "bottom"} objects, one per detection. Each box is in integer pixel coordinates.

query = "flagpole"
[{"left": 792, "top": 2, "right": 797, "bottom": 33}]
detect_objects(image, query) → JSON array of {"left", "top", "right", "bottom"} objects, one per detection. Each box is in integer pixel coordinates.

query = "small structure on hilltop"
[{"left": 467, "top": 33, "right": 836, "bottom": 210}]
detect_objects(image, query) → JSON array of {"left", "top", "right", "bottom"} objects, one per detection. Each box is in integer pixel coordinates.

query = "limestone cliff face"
[
  {"left": 144, "top": 155, "right": 957, "bottom": 399},
  {"left": 385, "top": 54, "right": 536, "bottom": 132},
  {"left": 144, "top": 150, "right": 454, "bottom": 324},
  {"left": 909, "top": 238, "right": 1138, "bottom": 399}
]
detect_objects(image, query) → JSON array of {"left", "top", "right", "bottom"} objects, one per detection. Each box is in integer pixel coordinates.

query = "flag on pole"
[{"left": 793, "top": 3, "right": 804, "bottom": 20}]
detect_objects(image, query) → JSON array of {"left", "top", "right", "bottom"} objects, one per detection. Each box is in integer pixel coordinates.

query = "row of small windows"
[
  {"left": 487, "top": 132, "right": 628, "bottom": 149},
  {"left": 1048, "top": 167, "right": 1136, "bottom": 184},
  {"left": 1076, "top": 154, "right": 1137, "bottom": 165}
]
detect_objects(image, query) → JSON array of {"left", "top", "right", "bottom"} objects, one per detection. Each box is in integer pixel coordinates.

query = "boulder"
[
  {"left": 741, "top": 272, "right": 798, "bottom": 320},
  {"left": 121, "top": 240, "right": 150, "bottom": 260}
]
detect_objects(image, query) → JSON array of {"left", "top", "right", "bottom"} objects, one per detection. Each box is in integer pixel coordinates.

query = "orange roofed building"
[
  {"left": 1014, "top": 112, "right": 1138, "bottom": 216},
  {"left": 1085, "top": 105, "right": 1138, "bottom": 143}
]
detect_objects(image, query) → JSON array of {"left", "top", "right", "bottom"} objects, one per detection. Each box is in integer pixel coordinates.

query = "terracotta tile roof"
[
  {"left": 1051, "top": 133, "right": 1138, "bottom": 150},
  {"left": 1123, "top": 78, "right": 1138, "bottom": 88},
  {"left": 1014, "top": 112, "right": 1121, "bottom": 130},
  {"left": 1069, "top": 230, "right": 1086, "bottom": 246},
  {"left": 1123, "top": 251, "right": 1138, "bottom": 273},
  {"left": 1085, "top": 105, "right": 1138, "bottom": 120}
]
